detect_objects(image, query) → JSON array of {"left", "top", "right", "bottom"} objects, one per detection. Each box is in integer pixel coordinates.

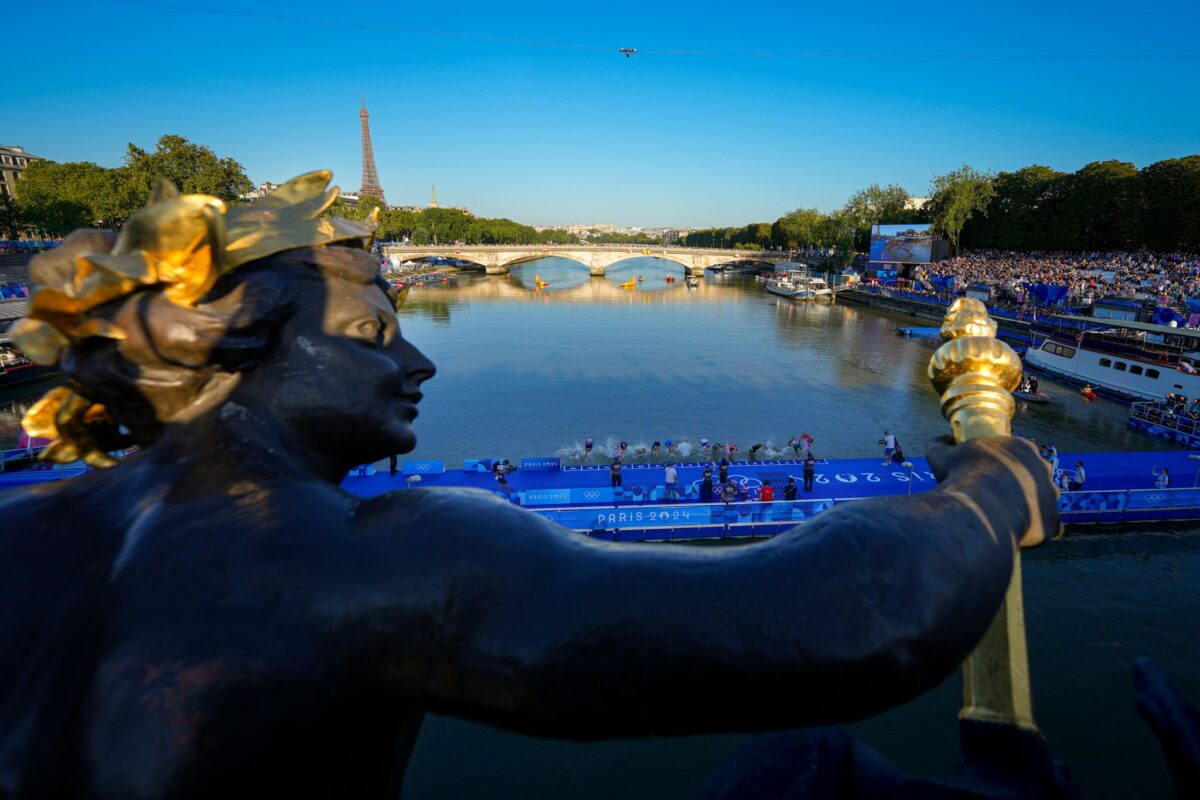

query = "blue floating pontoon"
[
  {"left": 4, "top": 451, "right": 1198, "bottom": 541},
  {"left": 341, "top": 450, "right": 1200, "bottom": 540}
]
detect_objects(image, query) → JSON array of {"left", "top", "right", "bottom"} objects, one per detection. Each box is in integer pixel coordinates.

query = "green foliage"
[
  {"left": 772, "top": 208, "right": 825, "bottom": 249},
  {"left": 16, "top": 160, "right": 126, "bottom": 234},
  {"left": 678, "top": 223, "right": 773, "bottom": 250},
  {"left": 356, "top": 195, "right": 386, "bottom": 215},
  {"left": 1137, "top": 156, "right": 1200, "bottom": 252},
  {"left": 0, "top": 195, "right": 24, "bottom": 239},
  {"left": 121, "top": 135, "right": 252, "bottom": 212},
  {"left": 927, "top": 165, "right": 996, "bottom": 252},
  {"left": 586, "top": 231, "right": 663, "bottom": 245},
  {"left": 959, "top": 155, "right": 1200, "bottom": 252},
  {"left": 840, "top": 183, "right": 915, "bottom": 250},
  {"left": 357, "top": 204, "right": 578, "bottom": 246},
  {"left": 11, "top": 135, "right": 252, "bottom": 236},
  {"left": 960, "top": 165, "right": 1063, "bottom": 250}
]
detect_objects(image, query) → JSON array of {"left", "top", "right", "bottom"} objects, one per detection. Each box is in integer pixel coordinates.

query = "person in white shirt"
[
  {"left": 880, "top": 431, "right": 897, "bottom": 466},
  {"left": 664, "top": 463, "right": 679, "bottom": 503},
  {"left": 1070, "top": 461, "right": 1086, "bottom": 491}
]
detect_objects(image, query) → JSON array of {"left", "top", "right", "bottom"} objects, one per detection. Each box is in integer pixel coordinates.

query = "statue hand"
[{"left": 925, "top": 436, "right": 1061, "bottom": 548}]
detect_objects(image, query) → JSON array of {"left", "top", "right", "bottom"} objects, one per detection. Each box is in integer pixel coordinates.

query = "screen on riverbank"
[{"left": 870, "top": 223, "right": 934, "bottom": 264}]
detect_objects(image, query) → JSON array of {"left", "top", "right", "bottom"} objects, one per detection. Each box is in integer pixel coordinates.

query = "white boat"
[
  {"left": 765, "top": 269, "right": 833, "bottom": 301},
  {"left": 1023, "top": 316, "right": 1200, "bottom": 402}
]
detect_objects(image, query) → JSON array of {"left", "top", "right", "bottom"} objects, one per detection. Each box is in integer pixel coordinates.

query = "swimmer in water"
[
  {"left": 619, "top": 441, "right": 629, "bottom": 459},
  {"left": 749, "top": 442, "right": 764, "bottom": 460},
  {"left": 651, "top": 441, "right": 661, "bottom": 459},
  {"left": 583, "top": 438, "right": 593, "bottom": 463},
  {"left": 666, "top": 439, "right": 677, "bottom": 456}
]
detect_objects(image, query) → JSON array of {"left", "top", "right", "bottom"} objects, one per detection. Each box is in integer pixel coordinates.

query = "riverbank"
[{"left": 836, "top": 287, "right": 1034, "bottom": 340}]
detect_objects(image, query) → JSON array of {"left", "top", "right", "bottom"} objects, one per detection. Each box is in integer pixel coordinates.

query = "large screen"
[{"left": 870, "top": 223, "right": 934, "bottom": 264}]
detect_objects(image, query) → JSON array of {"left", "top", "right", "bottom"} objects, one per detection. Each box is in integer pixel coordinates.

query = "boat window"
[
  {"left": 1147, "top": 369, "right": 1160, "bottom": 379},
  {"left": 1043, "top": 342, "right": 1077, "bottom": 358},
  {"left": 1114, "top": 362, "right": 1127, "bottom": 371},
  {"left": 1099, "top": 358, "right": 1112, "bottom": 367},
  {"left": 1129, "top": 365, "right": 1144, "bottom": 375}
]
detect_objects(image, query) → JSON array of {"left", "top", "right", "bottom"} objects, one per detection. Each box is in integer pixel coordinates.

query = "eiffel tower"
[{"left": 358, "top": 98, "right": 386, "bottom": 204}]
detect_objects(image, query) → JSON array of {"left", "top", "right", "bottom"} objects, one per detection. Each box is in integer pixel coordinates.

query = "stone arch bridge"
[{"left": 381, "top": 245, "right": 798, "bottom": 276}]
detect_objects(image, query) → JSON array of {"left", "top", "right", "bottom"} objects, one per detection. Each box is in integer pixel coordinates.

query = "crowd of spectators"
[{"left": 927, "top": 250, "right": 1200, "bottom": 307}]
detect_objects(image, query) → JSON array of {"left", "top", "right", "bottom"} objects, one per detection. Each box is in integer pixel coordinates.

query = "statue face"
[{"left": 243, "top": 266, "right": 436, "bottom": 468}]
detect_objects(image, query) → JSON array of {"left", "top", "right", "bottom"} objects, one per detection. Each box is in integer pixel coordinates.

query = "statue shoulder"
[{"left": 354, "top": 486, "right": 518, "bottom": 534}]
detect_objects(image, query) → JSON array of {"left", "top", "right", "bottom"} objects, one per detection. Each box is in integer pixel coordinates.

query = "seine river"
[{"left": 2, "top": 256, "right": 1198, "bottom": 797}]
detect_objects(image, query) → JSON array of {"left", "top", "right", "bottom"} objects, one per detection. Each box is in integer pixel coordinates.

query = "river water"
[{"left": 2, "top": 257, "right": 1197, "bottom": 797}]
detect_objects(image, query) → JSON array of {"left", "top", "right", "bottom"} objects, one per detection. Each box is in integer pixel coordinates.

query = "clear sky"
[{"left": 8, "top": 0, "right": 1199, "bottom": 227}]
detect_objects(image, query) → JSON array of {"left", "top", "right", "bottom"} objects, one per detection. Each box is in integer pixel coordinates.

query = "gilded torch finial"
[
  {"left": 928, "top": 297, "right": 1038, "bottom": 733},
  {"left": 929, "top": 298, "right": 1023, "bottom": 443}
]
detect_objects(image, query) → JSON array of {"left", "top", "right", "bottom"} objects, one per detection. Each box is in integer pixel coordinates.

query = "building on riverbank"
[{"left": 0, "top": 145, "right": 40, "bottom": 199}]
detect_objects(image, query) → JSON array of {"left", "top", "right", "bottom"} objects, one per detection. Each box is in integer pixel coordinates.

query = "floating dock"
[
  {"left": 341, "top": 450, "right": 1200, "bottom": 540},
  {"left": 4, "top": 450, "right": 1198, "bottom": 541}
]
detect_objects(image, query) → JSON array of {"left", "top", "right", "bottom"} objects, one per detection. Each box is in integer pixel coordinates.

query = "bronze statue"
[{"left": 0, "top": 174, "right": 1061, "bottom": 798}]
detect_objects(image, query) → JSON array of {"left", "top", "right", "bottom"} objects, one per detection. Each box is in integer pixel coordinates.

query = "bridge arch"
[
  {"left": 498, "top": 254, "right": 596, "bottom": 273},
  {"left": 389, "top": 254, "right": 490, "bottom": 272},
  {"left": 601, "top": 254, "right": 691, "bottom": 273}
]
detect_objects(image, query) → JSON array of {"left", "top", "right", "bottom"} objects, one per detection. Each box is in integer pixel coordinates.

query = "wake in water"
[{"left": 553, "top": 437, "right": 808, "bottom": 464}]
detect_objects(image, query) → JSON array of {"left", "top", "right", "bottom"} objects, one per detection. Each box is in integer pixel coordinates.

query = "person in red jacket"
[{"left": 759, "top": 480, "right": 775, "bottom": 501}]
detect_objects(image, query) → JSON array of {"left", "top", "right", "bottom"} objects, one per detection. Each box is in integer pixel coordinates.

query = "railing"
[
  {"left": 1129, "top": 402, "right": 1200, "bottom": 437},
  {"left": 533, "top": 498, "right": 846, "bottom": 538},
  {"left": 533, "top": 487, "right": 1200, "bottom": 538},
  {"left": 381, "top": 244, "right": 792, "bottom": 257},
  {"left": 1057, "top": 485, "right": 1200, "bottom": 521}
]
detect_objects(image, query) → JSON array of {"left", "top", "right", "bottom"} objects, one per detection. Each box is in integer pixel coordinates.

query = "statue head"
[{"left": 13, "top": 172, "right": 435, "bottom": 471}]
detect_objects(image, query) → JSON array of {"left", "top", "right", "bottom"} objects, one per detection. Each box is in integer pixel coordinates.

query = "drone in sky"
[{"left": 619, "top": 48, "right": 637, "bottom": 58}]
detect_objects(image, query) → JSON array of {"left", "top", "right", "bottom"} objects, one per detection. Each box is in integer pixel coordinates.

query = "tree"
[
  {"left": 1138, "top": 155, "right": 1200, "bottom": 252},
  {"left": 1054, "top": 160, "right": 1139, "bottom": 251},
  {"left": 356, "top": 195, "right": 386, "bottom": 215},
  {"left": 962, "top": 165, "right": 1063, "bottom": 250},
  {"left": 928, "top": 165, "right": 995, "bottom": 253},
  {"left": 840, "top": 183, "right": 912, "bottom": 250},
  {"left": 0, "top": 194, "right": 24, "bottom": 240},
  {"left": 120, "top": 135, "right": 253, "bottom": 218},
  {"left": 772, "top": 208, "right": 827, "bottom": 249},
  {"left": 14, "top": 160, "right": 125, "bottom": 235},
  {"left": 13, "top": 136, "right": 253, "bottom": 235}
]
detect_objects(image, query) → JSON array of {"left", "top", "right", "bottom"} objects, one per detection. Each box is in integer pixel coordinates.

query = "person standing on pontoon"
[{"left": 1153, "top": 466, "right": 1171, "bottom": 489}]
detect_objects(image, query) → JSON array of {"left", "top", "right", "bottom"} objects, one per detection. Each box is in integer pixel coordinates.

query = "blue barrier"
[
  {"left": 528, "top": 489, "right": 1200, "bottom": 540},
  {"left": 521, "top": 457, "right": 561, "bottom": 471},
  {"left": 402, "top": 460, "right": 445, "bottom": 475},
  {"left": 534, "top": 499, "right": 840, "bottom": 536}
]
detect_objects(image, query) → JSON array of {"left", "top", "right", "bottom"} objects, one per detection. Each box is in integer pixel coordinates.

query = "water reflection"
[
  {"left": 0, "top": 379, "right": 58, "bottom": 449},
  {"left": 395, "top": 272, "right": 1175, "bottom": 468}
]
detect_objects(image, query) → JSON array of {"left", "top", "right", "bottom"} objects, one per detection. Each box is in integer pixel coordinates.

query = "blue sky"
[{"left": 9, "top": 0, "right": 1199, "bottom": 227}]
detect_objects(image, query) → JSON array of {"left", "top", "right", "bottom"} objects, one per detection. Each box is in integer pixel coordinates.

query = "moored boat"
[
  {"left": 765, "top": 269, "right": 833, "bottom": 301},
  {"left": 1023, "top": 315, "right": 1200, "bottom": 402}
]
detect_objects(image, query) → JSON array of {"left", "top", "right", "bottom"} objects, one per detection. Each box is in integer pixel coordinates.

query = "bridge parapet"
[{"left": 381, "top": 245, "right": 794, "bottom": 276}]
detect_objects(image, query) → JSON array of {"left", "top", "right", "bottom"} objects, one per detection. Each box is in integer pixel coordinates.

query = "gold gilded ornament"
[{"left": 928, "top": 298, "right": 1037, "bottom": 733}]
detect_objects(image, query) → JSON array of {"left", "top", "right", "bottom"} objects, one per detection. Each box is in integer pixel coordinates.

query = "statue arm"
[{"left": 348, "top": 438, "right": 1056, "bottom": 740}]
